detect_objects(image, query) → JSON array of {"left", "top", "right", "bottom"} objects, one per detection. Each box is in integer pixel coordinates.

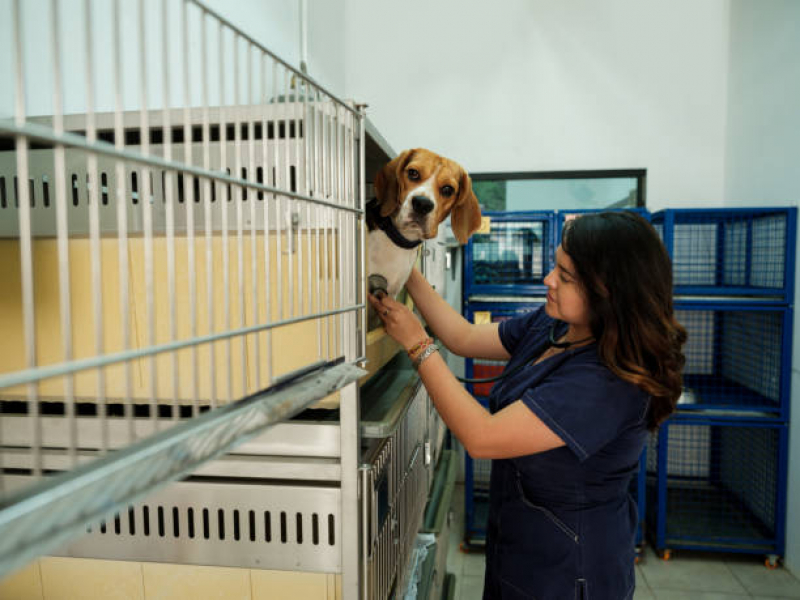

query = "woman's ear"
[
  {"left": 374, "top": 149, "right": 416, "bottom": 218},
  {"left": 451, "top": 170, "right": 482, "bottom": 244}
]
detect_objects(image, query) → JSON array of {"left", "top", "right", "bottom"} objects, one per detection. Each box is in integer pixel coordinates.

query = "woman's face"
[{"left": 543, "top": 245, "right": 591, "bottom": 331}]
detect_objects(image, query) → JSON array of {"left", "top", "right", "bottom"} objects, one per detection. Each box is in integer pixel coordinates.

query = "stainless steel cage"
[{"left": 0, "top": 0, "right": 369, "bottom": 593}]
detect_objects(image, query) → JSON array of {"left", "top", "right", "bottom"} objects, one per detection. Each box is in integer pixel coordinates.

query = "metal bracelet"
[{"left": 413, "top": 343, "right": 439, "bottom": 369}]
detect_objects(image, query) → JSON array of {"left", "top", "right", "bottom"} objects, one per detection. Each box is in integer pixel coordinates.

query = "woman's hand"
[{"left": 367, "top": 293, "right": 429, "bottom": 351}]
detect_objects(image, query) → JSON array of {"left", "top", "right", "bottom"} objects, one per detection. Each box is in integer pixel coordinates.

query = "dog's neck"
[{"left": 366, "top": 197, "right": 423, "bottom": 250}]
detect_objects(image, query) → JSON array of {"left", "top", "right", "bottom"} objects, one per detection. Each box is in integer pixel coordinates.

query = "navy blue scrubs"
[{"left": 482, "top": 307, "right": 649, "bottom": 600}]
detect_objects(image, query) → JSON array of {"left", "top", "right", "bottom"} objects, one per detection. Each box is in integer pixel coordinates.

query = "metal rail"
[{"left": 0, "top": 360, "right": 365, "bottom": 581}]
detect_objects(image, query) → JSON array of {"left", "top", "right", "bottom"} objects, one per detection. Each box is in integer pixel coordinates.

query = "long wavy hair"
[{"left": 561, "top": 212, "right": 687, "bottom": 430}]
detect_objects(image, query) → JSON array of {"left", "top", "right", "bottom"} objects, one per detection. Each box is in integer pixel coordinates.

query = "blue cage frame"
[
  {"left": 554, "top": 207, "right": 652, "bottom": 243},
  {"left": 647, "top": 415, "right": 788, "bottom": 559},
  {"left": 463, "top": 211, "right": 556, "bottom": 298},
  {"left": 674, "top": 300, "right": 793, "bottom": 421},
  {"left": 651, "top": 207, "right": 797, "bottom": 303}
]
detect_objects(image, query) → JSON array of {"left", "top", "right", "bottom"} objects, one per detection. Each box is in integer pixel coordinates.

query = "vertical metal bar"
[
  {"left": 358, "top": 107, "right": 367, "bottom": 360},
  {"left": 50, "top": 0, "right": 77, "bottom": 465},
  {"left": 261, "top": 52, "right": 274, "bottom": 386},
  {"left": 247, "top": 42, "right": 259, "bottom": 392},
  {"left": 273, "top": 63, "right": 283, "bottom": 324},
  {"left": 339, "top": 381, "right": 361, "bottom": 599},
  {"left": 312, "top": 86, "right": 322, "bottom": 359},
  {"left": 284, "top": 68, "right": 294, "bottom": 320},
  {"left": 201, "top": 8, "right": 217, "bottom": 409},
  {"left": 294, "top": 86, "right": 303, "bottom": 320},
  {"left": 218, "top": 20, "right": 232, "bottom": 404},
  {"left": 182, "top": 0, "right": 199, "bottom": 416},
  {"left": 232, "top": 32, "right": 247, "bottom": 399},
  {"left": 112, "top": 0, "right": 134, "bottom": 443},
  {"left": 162, "top": 0, "right": 179, "bottom": 419},
  {"left": 12, "top": 0, "right": 39, "bottom": 482},
  {"left": 303, "top": 80, "right": 312, "bottom": 319},
  {"left": 84, "top": 0, "right": 108, "bottom": 450},
  {"left": 321, "top": 99, "right": 330, "bottom": 359},
  {"left": 138, "top": 0, "right": 157, "bottom": 425}
]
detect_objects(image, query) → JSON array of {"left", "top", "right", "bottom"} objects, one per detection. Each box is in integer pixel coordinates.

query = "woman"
[{"left": 369, "top": 211, "right": 686, "bottom": 599}]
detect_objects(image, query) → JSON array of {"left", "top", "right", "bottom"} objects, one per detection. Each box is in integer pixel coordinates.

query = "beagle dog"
[{"left": 367, "top": 148, "right": 482, "bottom": 301}]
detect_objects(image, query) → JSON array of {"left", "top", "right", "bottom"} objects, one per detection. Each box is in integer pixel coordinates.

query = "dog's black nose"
[{"left": 412, "top": 195, "right": 434, "bottom": 215}]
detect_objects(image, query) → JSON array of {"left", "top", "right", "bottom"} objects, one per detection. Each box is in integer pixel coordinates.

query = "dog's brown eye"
[
  {"left": 407, "top": 168, "right": 420, "bottom": 181},
  {"left": 441, "top": 185, "right": 455, "bottom": 197}
]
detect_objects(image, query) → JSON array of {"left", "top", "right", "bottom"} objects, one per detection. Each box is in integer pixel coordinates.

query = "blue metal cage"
[
  {"left": 646, "top": 416, "right": 788, "bottom": 558},
  {"left": 651, "top": 208, "right": 797, "bottom": 302},
  {"left": 675, "top": 301, "right": 792, "bottom": 419},
  {"left": 463, "top": 211, "right": 556, "bottom": 298},
  {"left": 555, "top": 207, "right": 652, "bottom": 244}
]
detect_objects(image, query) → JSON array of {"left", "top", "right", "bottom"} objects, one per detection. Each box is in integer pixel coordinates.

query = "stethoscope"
[{"left": 455, "top": 321, "right": 593, "bottom": 384}]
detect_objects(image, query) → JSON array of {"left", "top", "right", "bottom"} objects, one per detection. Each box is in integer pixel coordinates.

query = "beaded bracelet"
[
  {"left": 407, "top": 337, "right": 434, "bottom": 362},
  {"left": 412, "top": 343, "right": 439, "bottom": 370}
]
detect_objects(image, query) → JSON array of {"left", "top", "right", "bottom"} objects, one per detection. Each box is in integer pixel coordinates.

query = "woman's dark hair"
[{"left": 561, "top": 212, "right": 687, "bottom": 430}]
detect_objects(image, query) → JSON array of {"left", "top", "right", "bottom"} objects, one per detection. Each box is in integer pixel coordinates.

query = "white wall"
[
  {"left": 723, "top": 0, "right": 800, "bottom": 574},
  {"left": 343, "top": 0, "right": 730, "bottom": 210}
]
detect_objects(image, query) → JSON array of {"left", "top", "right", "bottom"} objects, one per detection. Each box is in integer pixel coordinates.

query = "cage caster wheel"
[
  {"left": 765, "top": 555, "right": 780, "bottom": 569},
  {"left": 659, "top": 549, "right": 672, "bottom": 561}
]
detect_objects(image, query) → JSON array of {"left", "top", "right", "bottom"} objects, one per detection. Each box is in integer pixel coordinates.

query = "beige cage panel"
[{"left": 0, "top": 232, "right": 342, "bottom": 404}]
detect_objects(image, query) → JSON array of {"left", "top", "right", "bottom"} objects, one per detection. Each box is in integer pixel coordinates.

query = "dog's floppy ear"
[
  {"left": 451, "top": 169, "right": 482, "bottom": 244},
  {"left": 374, "top": 149, "right": 416, "bottom": 218}
]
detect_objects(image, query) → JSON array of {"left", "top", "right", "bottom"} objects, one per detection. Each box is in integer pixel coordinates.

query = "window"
[{"left": 471, "top": 169, "right": 646, "bottom": 212}]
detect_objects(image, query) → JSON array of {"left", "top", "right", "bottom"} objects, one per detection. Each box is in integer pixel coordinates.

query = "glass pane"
[{"left": 473, "top": 177, "right": 639, "bottom": 212}]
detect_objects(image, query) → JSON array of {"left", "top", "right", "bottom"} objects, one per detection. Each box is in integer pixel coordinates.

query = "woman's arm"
[
  {"left": 368, "top": 293, "right": 565, "bottom": 459},
  {"left": 416, "top": 351, "right": 564, "bottom": 458},
  {"left": 404, "top": 268, "right": 509, "bottom": 360}
]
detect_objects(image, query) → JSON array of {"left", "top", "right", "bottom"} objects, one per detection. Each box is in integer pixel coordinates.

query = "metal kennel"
[{"left": 0, "top": 1, "right": 422, "bottom": 597}]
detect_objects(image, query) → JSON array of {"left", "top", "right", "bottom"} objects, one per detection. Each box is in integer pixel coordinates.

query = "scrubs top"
[{"left": 482, "top": 307, "right": 649, "bottom": 600}]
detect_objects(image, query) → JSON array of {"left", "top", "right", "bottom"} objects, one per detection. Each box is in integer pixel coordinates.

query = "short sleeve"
[
  {"left": 498, "top": 306, "right": 552, "bottom": 356},
  {"left": 520, "top": 358, "right": 649, "bottom": 462}
]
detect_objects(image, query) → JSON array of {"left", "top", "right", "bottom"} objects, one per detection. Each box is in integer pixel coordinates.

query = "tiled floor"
[{"left": 445, "top": 484, "right": 800, "bottom": 600}]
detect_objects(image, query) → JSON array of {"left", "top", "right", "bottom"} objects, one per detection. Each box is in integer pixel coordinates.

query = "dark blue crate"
[
  {"left": 555, "top": 207, "right": 652, "bottom": 244},
  {"left": 646, "top": 416, "right": 787, "bottom": 558},
  {"left": 464, "top": 211, "right": 556, "bottom": 298},
  {"left": 675, "top": 301, "right": 792, "bottom": 419},
  {"left": 651, "top": 208, "right": 797, "bottom": 301}
]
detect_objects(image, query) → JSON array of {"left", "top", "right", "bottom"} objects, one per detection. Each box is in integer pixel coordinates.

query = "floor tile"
[
  {"left": 727, "top": 560, "right": 800, "bottom": 598},
  {"left": 635, "top": 564, "right": 655, "bottom": 599},
  {"left": 458, "top": 575, "right": 485, "bottom": 600},
  {"left": 637, "top": 547, "right": 748, "bottom": 594}
]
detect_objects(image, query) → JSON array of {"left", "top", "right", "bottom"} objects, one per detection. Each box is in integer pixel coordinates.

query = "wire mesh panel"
[
  {"left": 463, "top": 211, "right": 555, "bottom": 297},
  {"left": 0, "top": 0, "right": 366, "bottom": 577},
  {"left": 651, "top": 208, "right": 797, "bottom": 301},
  {"left": 646, "top": 417, "right": 787, "bottom": 556},
  {"left": 675, "top": 302, "right": 791, "bottom": 418}
]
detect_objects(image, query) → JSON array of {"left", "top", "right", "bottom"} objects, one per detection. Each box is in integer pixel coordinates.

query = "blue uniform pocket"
[
  {"left": 515, "top": 475, "right": 579, "bottom": 544},
  {"left": 492, "top": 474, "right": 583, "bottom": 599}
]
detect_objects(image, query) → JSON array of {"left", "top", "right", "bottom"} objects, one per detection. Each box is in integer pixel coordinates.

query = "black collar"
[{"left": 366, "top": 198, "right": 423, "bottom": 250}]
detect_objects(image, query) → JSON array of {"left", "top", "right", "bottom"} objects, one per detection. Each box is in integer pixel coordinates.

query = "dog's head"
[{"left": 373, "top": 148, "right": 482, "bottom": 244}]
